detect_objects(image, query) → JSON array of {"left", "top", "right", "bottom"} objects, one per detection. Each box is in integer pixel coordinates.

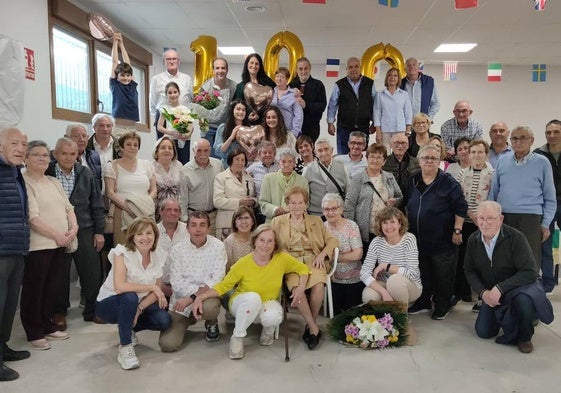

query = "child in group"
[
  {"left": 157, "top": 82, "right": 192, "bottom": 164},
  {"left": 110, "top": 32, "right": 139, "bottom": 138}
]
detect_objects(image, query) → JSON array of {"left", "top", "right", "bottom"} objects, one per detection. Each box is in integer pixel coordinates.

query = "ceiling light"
[
  {"left": 434, "top": 43, "right": 477, "bottom": 53},
  {"left": 245, "top": 5, "right": 266, "bottom": 13},
  {"left": 219, "top": 46, "right": 255, "bottom": 55}
]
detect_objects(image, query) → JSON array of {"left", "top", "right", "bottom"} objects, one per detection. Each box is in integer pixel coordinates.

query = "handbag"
[
  {"left": 104, "top": 161, "right": 118, "bottom": 234},
  {"left": 65, "top": 235, "right": 78, "bottom": 254}
]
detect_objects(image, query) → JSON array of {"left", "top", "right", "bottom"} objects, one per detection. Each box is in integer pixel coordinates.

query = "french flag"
[
  {"left": 326, "top": 58, "right": 340, "bottom": 78},
  {"left": 535, "top": 0, "right": 546, "bottom": 11}
]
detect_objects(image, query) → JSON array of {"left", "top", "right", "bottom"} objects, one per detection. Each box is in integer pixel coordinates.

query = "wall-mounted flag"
[
  {"left": 455, "top": 0, "right": 478, "bottom": 9},
  {"left": 379, "top": 0, "right": 399, "bottom": 7},
  {"left": 326, "top": 58, "right": 340, "bottom": 78},
  {"left": 532, "top": 64, "right": 546, "bottom": 82},
  {"left": 488, "top": 63, "right": 502, "bottom": 82},
  {"left": 443, "top": 61, "right": 458, "bottom": 81},
  {"left": 534, "top": 0, "right": 546, "bottom": 11}
]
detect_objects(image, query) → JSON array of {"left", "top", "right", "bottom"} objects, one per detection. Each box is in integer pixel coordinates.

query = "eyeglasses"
[
  {"left": 236, "top": 216, "right": 252, "bottom": 222},
  {"left": 349, "top": 141, "right": 365, "bottom": 146},
  {"left": 322, "top": 206, "right": 340, "bottom": 213},
  {"left": 477, "top": 216, "right": 500, "bottom": 223},
  {"left": 28, "top": 153, "right": 50, "bottom": 159},
  {"left": 165, "top": 58, "right": 179, "bottom": 62},
  {"left": 510, "top": 136, "right": 532, "bottom": 143},
  {"left": 454, "top": 109, "right": 470, "bottom": 114},
  {"left": 420, "top": 156, "right": 439, "bottom": 162},
  {"left": 392, "top": 141, "right": 408, "bottom": 146}
]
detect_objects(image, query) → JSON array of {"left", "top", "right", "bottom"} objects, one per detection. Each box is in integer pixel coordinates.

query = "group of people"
[{"left": 0, "top": 52, "right": 558, "bottom": 381}]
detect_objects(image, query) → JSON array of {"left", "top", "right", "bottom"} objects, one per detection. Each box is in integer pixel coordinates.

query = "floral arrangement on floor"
[{"left": 327, "top": 301, "right": 409, "bottom": 349}]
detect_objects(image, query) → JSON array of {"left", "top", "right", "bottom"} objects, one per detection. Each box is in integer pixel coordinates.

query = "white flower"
[{"left": 357, "top": 320, "right": 388, "bottom": 342}]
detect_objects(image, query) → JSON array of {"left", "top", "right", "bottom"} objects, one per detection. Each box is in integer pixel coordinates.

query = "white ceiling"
[{"left": 72, "top": 0, "right": 561, "bottom": 66}]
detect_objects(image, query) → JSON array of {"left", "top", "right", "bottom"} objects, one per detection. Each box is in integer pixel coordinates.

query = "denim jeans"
[
  {"left": 475, "top": 294, "right": 536, "bottom": 343},
  {"left": 540, "top": 205, "right": 561, "bottom": 292},
  {"left": 203, "top": 126, "right": 218, "bottom": 158},
  {"left": 96, "top": 292, "right": 171, "bottom": 345}
]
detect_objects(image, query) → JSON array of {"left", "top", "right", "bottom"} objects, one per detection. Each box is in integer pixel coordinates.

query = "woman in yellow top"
[
  {"left": 271, "top": 186, "right": 338, "bottom": 349},
  {"left": 192, "top": 224, "right": 310, "bottom": 360}
]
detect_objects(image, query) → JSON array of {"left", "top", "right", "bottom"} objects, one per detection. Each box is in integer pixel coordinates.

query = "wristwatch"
[
  {"left": 190, "top": 294, "right": 197, "bottom": 301},
  {"left": 454, "top": 228, "right": 462, "bottom": 235}
]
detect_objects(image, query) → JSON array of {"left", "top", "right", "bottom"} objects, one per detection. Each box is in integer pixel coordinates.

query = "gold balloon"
[
  {"left": 190, "top": 35, "right": 217, "bottom": 93},
  {"left": 236, "top": 125, "right": 265, "bottom": 155},
  {"left": 263, "top": 31, "right": 304, "bottom": 80},
  {"left": 360, "top": 43, "right": 406, "bottom": 79}
]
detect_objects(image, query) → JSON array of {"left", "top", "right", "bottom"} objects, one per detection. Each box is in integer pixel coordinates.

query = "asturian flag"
[{"left": 534, "top": 0, "right": 546, "bottom": 11}]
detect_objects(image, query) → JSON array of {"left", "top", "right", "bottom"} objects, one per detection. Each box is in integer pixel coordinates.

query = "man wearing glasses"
[
  {"left": 440, "top": 100, "right": 483, "bottom": 160},
  {"left": 334, "top": 131, "right": 367, "bottom": 179},
  {"left": 149, "top": 49, "right": 193, "bottom": 138},
  {"left": 464, "top": 201, "right": 553, "bottom": 354},
  {"left": 383, "top": 133, "right": 420, "bottom": 206},
  {"left": 490, "top": 126, "right": 556, "bottom": 287}
]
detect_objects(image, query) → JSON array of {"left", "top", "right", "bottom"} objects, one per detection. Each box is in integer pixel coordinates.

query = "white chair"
[{"left": 323, "top": 247, "right": 339, "bottom": 319}]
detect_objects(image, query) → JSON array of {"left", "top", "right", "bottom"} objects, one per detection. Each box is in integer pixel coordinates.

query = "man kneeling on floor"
[
  {"left": 464, "top": 201, "right": 554, "bottom": 354},
  {"left": 159, "top": 211, "right": 227, "bottom": 352}
]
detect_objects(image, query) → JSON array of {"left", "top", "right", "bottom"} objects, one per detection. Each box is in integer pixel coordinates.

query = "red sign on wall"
[{"left": 24, "top": 47, "right": 35, "bottom": 80}]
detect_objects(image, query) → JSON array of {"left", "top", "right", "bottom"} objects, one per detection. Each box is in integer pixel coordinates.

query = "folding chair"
[{"left": 323, "top": 247, "right": 339, "bottom": 319}]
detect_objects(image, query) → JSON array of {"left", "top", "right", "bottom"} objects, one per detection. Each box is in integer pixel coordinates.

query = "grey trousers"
[{"left": 0, "top": 255, "right": 25, "bottom": 344}]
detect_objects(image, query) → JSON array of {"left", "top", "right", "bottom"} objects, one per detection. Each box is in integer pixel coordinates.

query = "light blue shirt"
[
  {"left": 373, "top": 88, "right": 413, "bottom": 132},
  {"left": 482, "top": 230, "right": 500, "bottom": 261},
  {"left": 402, "top": 77, "right": 440, "bottom": 119},
  {"left": 488, "top": 144, "right": 512, "bottom": 169},
  {"left": 326, "top": 76, "right": 377, "bottom": 124}
]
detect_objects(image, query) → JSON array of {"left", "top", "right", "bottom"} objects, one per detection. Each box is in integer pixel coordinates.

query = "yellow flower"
[{"left": 346, "top": 335, "right": 355, "bottom": 343}]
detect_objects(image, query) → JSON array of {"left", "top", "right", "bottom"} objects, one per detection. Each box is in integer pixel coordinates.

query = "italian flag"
[{"left": 488, "top": 63, "right": 502, "bottom": 82}]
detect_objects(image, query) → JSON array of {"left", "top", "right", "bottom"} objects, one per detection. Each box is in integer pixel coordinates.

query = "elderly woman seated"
[
  {"left": 322, "top": 193, "right": 363, "bottom": 315},
  {"left": 360, "top": 207, "right": 422, "bottom": 306},
  {"left": 271, "top": 186, "right": 338, "bottom": 349},
  {"left": 192, "top": 224, "right": 310, "bottom": 360}
]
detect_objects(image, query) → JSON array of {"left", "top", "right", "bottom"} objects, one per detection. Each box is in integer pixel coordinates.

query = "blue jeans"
[
  {"left": 203, "top": 126, "right": 218, "bottom": 158},
  {"left": 96, "top": 292, "right": 171, "bottom": 345},
  {"left": 336, "top": 127, "right": 369, "bottom": 155},
  {"left": 540, "top": 205, "right": 561, "bottom": 292},
  {"left": 475, "top": 294, "right": 536, "bottom": 343}
]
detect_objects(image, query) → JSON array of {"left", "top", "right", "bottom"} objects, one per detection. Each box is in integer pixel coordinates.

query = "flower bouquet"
[
  {"left": 188, "top": 86, "right": 229, "bottom": 132},
  {"left": 161, "top": 106, "right": 208, "bottom": 148},
  {"left": 327, "top": 301, "right": 409, "bottom": 349}
]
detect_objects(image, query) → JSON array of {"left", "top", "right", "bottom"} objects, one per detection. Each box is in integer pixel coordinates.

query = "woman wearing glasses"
[
  {"left": 344, "top": 143, "right": 403, "bottom": 251},
  {"left": 406, "top": 144, "right": 468, "bottom": 320},
  {"left": 408, "top": 113, "right": 436, "bottom": 157}
]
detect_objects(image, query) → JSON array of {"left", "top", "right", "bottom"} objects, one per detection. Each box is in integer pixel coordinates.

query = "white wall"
[{"left": 2, "top": 0, "right": 559, "bottom": 159}]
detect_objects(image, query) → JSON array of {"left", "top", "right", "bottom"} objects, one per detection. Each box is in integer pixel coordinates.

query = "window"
[{"left": 49, "top": 0, "right": 152, "bottom": 127}]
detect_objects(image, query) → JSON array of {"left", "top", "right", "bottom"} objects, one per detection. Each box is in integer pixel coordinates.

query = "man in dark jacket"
[
  {"left": 407, "top": 144, "right": 467, "bottom": 320},
  {"left": 534, "top": 119, "right": 561, "bottom": 293},
  {"left": 464, "top": 201, "right": 553, "bottom": 354},
  {"left": 289, "top": 57, "right": 327, "bottom": 143},
  {"left": 47, "top": 138, "right": 105, "bottom": 326},
  {"left": 383, "top": 133, "right": 420, "bottom": 207},
  {"left": 65, "top": 123, "right": 102, "bottom": 191},
  {"left": 0, "top": 128, "right": 31, "bottom": 381}
]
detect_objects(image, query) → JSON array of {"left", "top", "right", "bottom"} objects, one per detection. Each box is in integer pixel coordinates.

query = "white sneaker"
[
  {"left": 259, "top": 326, "right": 275, "bottom": 346},
  {"left": 45, "top": 331, "right": 69, "bottom": 341},
  {"left": 118, "top": 344, "right": 140, "bottom": 370},
  {"left": 131, "top": 331, "right": 138, "bottom": 346},
  {"left": 229, "top": 336, "right": 244, "bottom": 360}
]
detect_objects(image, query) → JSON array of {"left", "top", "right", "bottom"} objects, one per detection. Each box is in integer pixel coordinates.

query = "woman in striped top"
[
  {"left": 455, "top": 139, "right": 493, "bottom": 307},
  {"left": 360, "top": 207, "right": 422, "bottom": 306}
]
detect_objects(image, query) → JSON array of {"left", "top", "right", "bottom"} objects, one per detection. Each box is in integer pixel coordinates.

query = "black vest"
[{"left": 335, "top": 76, "right": 374, "bottom": 130}]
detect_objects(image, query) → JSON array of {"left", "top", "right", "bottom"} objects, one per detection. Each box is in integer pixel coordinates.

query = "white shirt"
[
  {"left": 97, "top": 244, "right": 165, "bottom": 302},
  {"left": 149, "top": 70, "right": 193, "bottom": 118},
  {"left": 156, "top": 221, "right": 189, "bottom": 284},
  {"left": 169, "top": 235, "right": 227, "bottom": 316}
]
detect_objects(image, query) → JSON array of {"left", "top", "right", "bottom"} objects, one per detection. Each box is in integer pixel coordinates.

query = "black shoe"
[
  {"left": 0, "top": 364, "right": 19, "bottom": 381},
  {"left": 302, "top": 326, "right": 310, "bottom": 343},
  {"left": 307, "top": 330, "right": 321, "bottom": 350},
  {"left": 205, "top": 321, "right": 221, "bottom": 342},
  {"left": 472, "top": 300, "right": 482, "bottom": 313},
  {"left": 408, "top": 302, "right": 431, "bottom": 315},
  {"left": 431, "top": 307, "right": 449, "bottom": 320},
  {"left": 449, "top": 295, "right": 459, "bottom": 308},
  {"left": 2, "top": 345, "right": 30, "bottom": 362}
]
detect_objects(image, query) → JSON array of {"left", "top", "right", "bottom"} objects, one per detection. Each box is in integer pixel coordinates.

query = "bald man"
[
  {"left": 440, "top": 100, "right": 483, "bottom": 160},
  {"left": 0, "top": 128, "right": 31, "bottom": 381}
]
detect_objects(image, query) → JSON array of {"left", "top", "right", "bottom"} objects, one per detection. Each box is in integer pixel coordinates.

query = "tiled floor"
[{"left": 3, "top": 291, "right": 561, "bottom": 393}]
